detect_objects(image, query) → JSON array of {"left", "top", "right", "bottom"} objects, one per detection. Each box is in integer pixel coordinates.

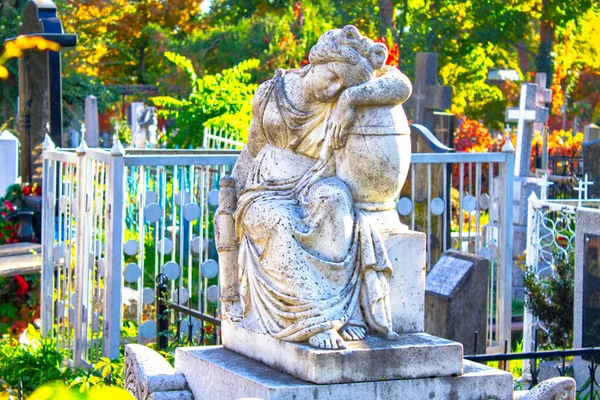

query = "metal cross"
[
  {"left": 536, "top": 173, "right": 553, "bottom": 201},
  {"left": 575, "top": 174, "right": 594, "bottom": 207}
]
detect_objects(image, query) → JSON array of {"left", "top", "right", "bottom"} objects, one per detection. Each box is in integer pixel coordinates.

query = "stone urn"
[{"left": 335, "top": 103, "right": 411, "bottom": 231}]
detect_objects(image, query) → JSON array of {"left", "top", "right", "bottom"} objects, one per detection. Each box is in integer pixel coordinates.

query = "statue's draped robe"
[{"left": 234, "top": 69, "right": 395, "bottom": 341}]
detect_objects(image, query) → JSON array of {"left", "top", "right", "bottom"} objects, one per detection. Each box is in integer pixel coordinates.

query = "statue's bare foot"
[
  {"left": 387, "top": 330, "right": 401, "bottom": 340},
  {"left": 340, "top": 325, "right": 366, "bottom": 341},
  {"left": 308, "top": 329, "right": 347, "bottom": 350}
]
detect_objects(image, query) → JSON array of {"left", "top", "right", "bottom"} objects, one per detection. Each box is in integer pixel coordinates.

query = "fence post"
[
  {"left": 40, "top": 135, "right": 56, "bottom": 337},
  {"left": 156, "top": 273, "right": 169, "bottom": 352},
  {"left": 522, "top": 192, "right": 539, "bottom": 372},
  {"left": 103, "top": 139, "right": 125, "bottom": 360},
  {"left": 73, "top": 140, "right": 90, "bottom": 366},
  {"left": 499, "top": 145, "right": 515, "bottom": 353}
]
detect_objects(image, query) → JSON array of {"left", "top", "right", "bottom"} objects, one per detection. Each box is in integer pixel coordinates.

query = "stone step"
[{"left": 175, "top": 346, "right": 513, "bottom": 400}]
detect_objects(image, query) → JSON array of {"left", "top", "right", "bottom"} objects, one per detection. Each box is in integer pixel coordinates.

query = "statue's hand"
[{"left": 327, "top": 93, "right": 355, "bottom": 150}]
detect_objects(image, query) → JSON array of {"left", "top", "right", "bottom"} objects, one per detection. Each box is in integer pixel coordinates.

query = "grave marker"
[
  {"left": 84, "top": 95, "right": 99, "bottom": 147},
  {"left": 404, "top": 53, "right": 453, "bottom": 131},
  {"left": 128, "top": 102, "right": 145, "bottom": 140},
  {"left": 582, "top": 233, "right": 600, "bottom": 348},
  {"left": 425, "top": 250, "right": 489, "bottom": 355},
  {"left": 505, "top": 83, "right": 549, "bottom": 177},
  {"left": 0, "top": 130, "right": 19, "bottom": 195},
  {"left": 8, "top": 0, "right": 76, "bottom": 182},
  {"left": 583, "top": 136, "right": 600, "bottom": 199},
  {"left": 583, "top": 123, "right": 600, "bottom": 143},
  {"left": 574, "top": 209, "right": 600, "bottom": 392}
]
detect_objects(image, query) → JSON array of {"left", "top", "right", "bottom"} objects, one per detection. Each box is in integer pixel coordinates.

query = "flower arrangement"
[
  {"left": 0, "top": 199, "right": 18, "bottom": 245},
  {"left": 0, "top": 182, "right": 42, "bottom": 245}
]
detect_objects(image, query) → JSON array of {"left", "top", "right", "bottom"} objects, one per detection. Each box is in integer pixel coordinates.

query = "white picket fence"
[{"left": 41, "top": 130, "right": 516, "bottom": 366}]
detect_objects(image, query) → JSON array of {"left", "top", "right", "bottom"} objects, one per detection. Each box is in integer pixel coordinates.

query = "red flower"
[
  {"left": 1, "top": 211, "right": 6, "bottom": 217},
  {"left": 22, "top": 185, "right": 31, "bottom": 196},
  {"left": 33, "top": 185, "right": 42, "bottom": 196},
  {"left": 14, "top": 275, "right": 29, "bottom": 297},
  {"left": 3, "top": 201, "right": 14, "bottom": 211},
  {"left": 10, "top": 321, "right": 27, "bottom": 336}
]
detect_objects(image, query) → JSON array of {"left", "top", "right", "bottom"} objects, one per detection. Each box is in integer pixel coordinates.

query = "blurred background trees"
[{"left": 0, "top": 0, "right": 599, "bottom": 142}]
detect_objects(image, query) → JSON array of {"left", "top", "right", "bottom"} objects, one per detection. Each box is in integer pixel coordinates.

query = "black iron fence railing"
[
  {"left": 466, "top": 348, "right": 599, "bottom": 397},
  {"left": 155, "top": 274, "right": 222, "bottom": 351}
]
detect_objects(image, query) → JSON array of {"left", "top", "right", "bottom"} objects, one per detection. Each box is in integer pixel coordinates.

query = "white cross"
[
  {"left": 506, "top": 83, "right": 549, "bottom": 176},
  {"left": 536, "top": 173, "right": 553, "bottom": 201},
  {"left": 575, "top": 174, "right": 594, "bottom": 207},
  {"left": 81, "top": 124, "right": 86, "bottom": 137}
]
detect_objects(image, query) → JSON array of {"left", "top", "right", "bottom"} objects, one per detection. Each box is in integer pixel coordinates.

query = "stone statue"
[
  {"left": 216, "top": 25, "right": 412, "bottom": 350},
  {"left": 130, "top": 105, "right": 158, "bottom": 149}
]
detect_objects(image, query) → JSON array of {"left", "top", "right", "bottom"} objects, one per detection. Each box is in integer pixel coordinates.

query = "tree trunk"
[
  {"left": 378, "top": 0, "right": 394, "bottom": 37},
  {"left": 536, "top": 0, "right": 555, "bottom": 85}
]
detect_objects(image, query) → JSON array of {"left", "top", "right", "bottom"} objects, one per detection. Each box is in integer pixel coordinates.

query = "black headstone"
[
  {"left": 425, "top": 250, "right": 489, "bottom": 355},
  {"left": 9, "top": 0, "right": 76, "bottom": 182},
  {"left": 583, "top": 233, "right": 600, "bottom": 349},
  {"left": 583, "top": 139, "right": 600, "bottom": 199}
]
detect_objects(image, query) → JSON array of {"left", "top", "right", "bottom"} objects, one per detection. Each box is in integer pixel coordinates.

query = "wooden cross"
[
  {"left": 404, "top": 53, "right": 453, "bottom": 130},
  {"left": 505, "top": 83, "right": 549, "bottom": 177}
]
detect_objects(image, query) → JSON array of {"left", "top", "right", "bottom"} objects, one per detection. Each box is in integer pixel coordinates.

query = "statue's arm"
[
  {"left": 328, "top": 67, "right": 412, "bottom": 149},
  {"left": 342, "top": 66, "right": 412, "bottom": 108}
]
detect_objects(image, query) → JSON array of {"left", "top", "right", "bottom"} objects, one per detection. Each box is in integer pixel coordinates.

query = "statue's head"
[{"left": 307, "top": 25, "right": 388, "bottom": 101}]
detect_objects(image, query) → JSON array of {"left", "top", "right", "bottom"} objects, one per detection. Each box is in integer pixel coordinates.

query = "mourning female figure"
[{"left": 216, "top": 25, "right": 412, "bottom": 350}]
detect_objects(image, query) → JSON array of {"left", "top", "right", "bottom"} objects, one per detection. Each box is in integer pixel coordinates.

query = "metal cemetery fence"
[
  {"left": 522, "top": 194, "right": 600, "bottom": 371},
  {"left": 41, "top": 127, "right": 515, "bottom": 366},
  {"left": 42, "top": 137, "right": 237, "bottom": 366}
]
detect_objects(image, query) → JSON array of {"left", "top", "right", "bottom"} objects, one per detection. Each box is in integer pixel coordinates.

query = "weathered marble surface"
[
  {"left": 513, "top": 377, "right": 576, "bottom": 400},
  {"left": 221, "top": 320, "right": 462, "bottom": 384},
  {"left": 124, "top": 344, "right": 192, "bottom": 400},
  {"left": 216, "top": 24, "right": 414, "bottom": 351},
  {"left": 175, "top": 346, "right": 512, "bottom": 400}
]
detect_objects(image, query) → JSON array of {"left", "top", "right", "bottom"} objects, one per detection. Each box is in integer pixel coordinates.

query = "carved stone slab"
[
  {"left": 221, "top": 320, "right": 463, "bottom": 384},
  {"left": 175, "top": 346, "right": 512, "bottom": 400}
]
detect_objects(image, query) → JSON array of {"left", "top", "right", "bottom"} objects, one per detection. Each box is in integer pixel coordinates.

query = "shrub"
[
  {"left": 0, "top": 326, "right": 73, "bottom": 394},
  {"left": 523, "top": 251, "right": 574, "bottom": 348}
]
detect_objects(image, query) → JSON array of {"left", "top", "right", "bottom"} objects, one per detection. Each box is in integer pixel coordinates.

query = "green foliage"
[
  {"left": 69, "top": 357, "right": 124, "bottom": 392},
  {"left": 523, "top": 251, "right": 575, "bottom": 348},
  {"left": 152, "top": 54, "right": 259, "bottom": 147},
  {"left": 62, "top": 72, "right": 120, "bottom": 129},
  {"left": 0, "top": 326, "right": 73, "bottom": 394}
]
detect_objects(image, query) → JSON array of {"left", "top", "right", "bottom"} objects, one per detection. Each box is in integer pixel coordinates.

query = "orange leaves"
[
  {"left": 0, "top": 36, "right": 61, "bottom": 79},
  {"left": 453, "top": 117, "right": 494, "bottom": 153},
  {"left": 374, "top": 37, "right": 400, "bottom": 67}
]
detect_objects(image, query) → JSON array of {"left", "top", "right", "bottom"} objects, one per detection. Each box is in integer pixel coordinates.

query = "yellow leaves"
[
  {"left": 29, "top": 382, "right": 134, "bottom": 400},
  {"left": 0, "top": 36, "right": 61, "bottom": 80}
]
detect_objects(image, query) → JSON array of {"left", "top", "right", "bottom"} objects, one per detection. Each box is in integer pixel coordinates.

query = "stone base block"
[
  {"left": 385, "top": 230, "right": 426, "bottom": 333},
  {"left": 222, "top": 321, "right": 463, "bottom": 384},
  {"left": 175, "top": 346, "right": 513, "bottom": 400}
]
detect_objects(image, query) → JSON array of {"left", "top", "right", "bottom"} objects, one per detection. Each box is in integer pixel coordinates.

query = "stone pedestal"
[
  {"left": 175, "top": 346, "right": 513, "bottom": 400},
  {"left": 222, "top": 321, "right": 463, "bottom": 384}
]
